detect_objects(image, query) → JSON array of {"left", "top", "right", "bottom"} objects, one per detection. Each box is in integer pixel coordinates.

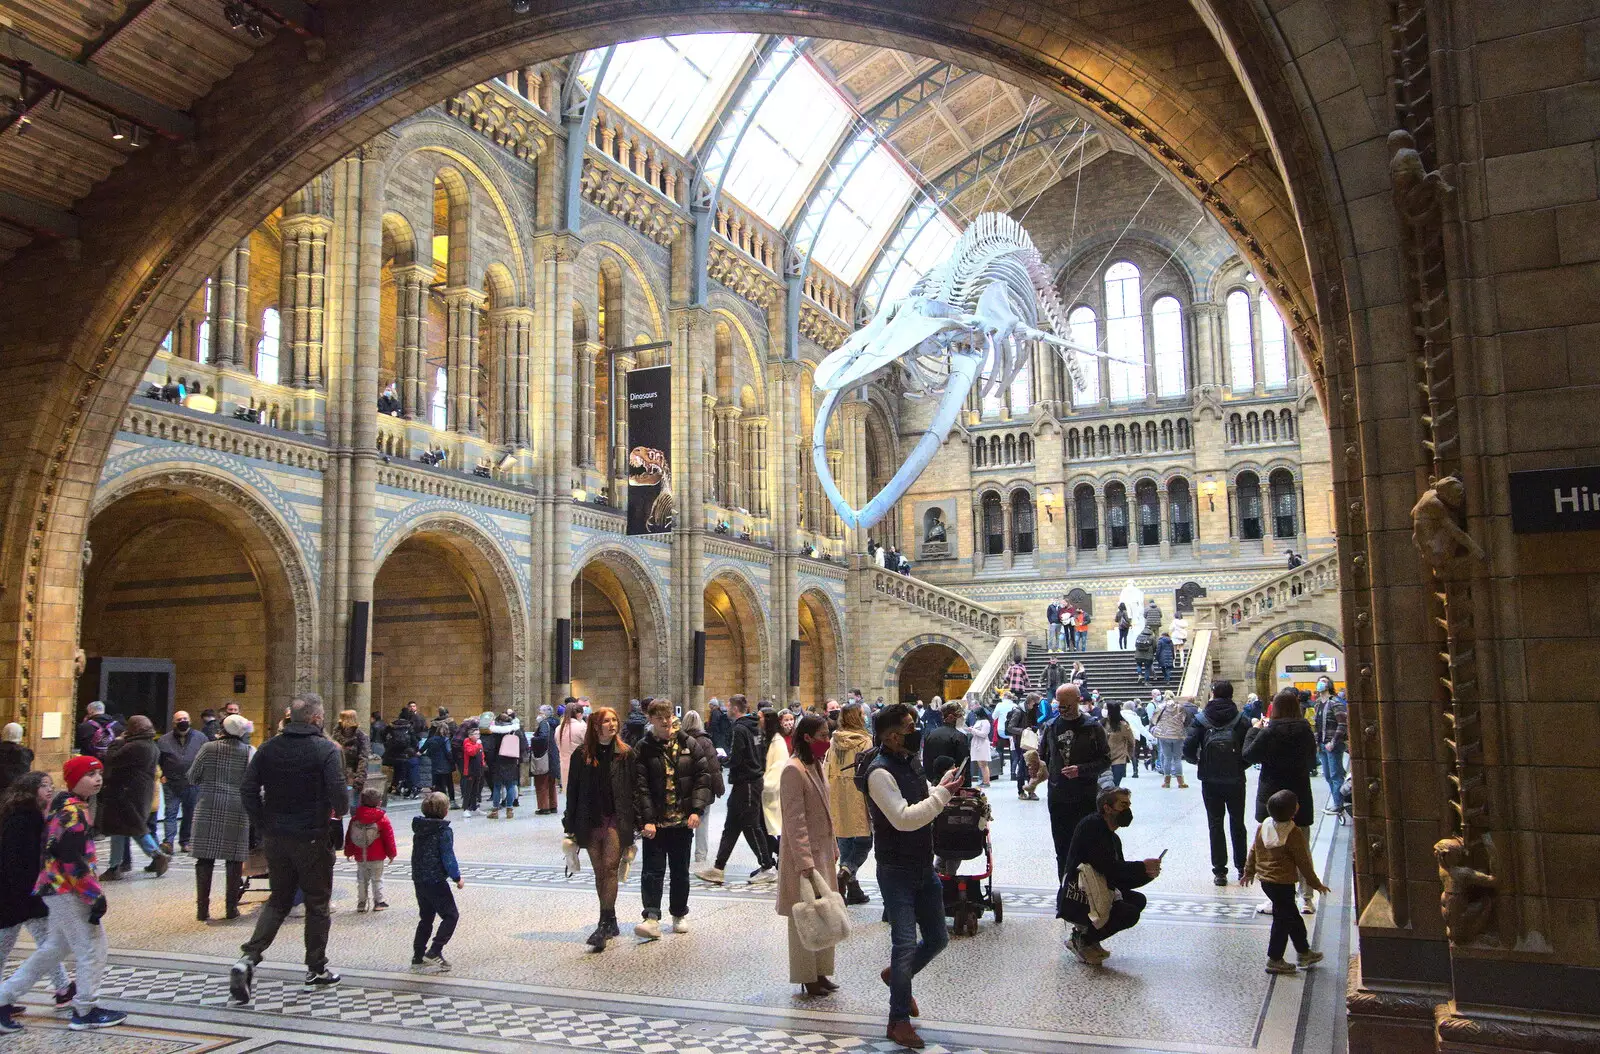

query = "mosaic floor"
[{"left": 5, "top": 764, "right": 1352, "bottom": 1054}]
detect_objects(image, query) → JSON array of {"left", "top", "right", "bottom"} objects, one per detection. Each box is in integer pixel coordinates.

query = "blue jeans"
[
  {"left": 162, "top": 783, "right": 199, "bottom": 847},
  {"left": 406, "top": 757, "right": 421, "bottom": 794},
  {"left": 837, "top": 835, "right": 873, "bottom": 875},
  {"left": 1157, "top": 738, "right": 1185, "bottom": 780},
  {"left": 492, "top": 776, "right": 519, "bottom": 808},
  {"left": 108, "top": 831, "right": 161, "bottom": 868},
  {"left": 1320, "top": 746, "right": 1347, "bottom": 807},
  {"left": 878, "top": 864, "right": 948, "bottom": 1025},
  {"left": 1077, "top": 629, "right": 1088, "bottom": 650}
]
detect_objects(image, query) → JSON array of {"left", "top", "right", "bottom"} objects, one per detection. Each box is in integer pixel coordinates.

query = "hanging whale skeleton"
[{"left": 812, "top": 212, "right": 1143, "bottom": 530}]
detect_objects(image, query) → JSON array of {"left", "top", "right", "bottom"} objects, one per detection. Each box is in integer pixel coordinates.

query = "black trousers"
[
  {"left": 241, "top": 832, "right": 335, "bottom": 971},
  {"left": 1263, "top": 881, "right": 1309, "bottom": 959},
  {"left": 461, "top": 773, "right": 483, "bottom": 811},
  {"left": 1048, "top": 795, "right": 1096, "bottom": 882},
  {"left": 640, "top": 825, "right": 694, "bottom": 919},
  {"left": 1080, "top": 889, "right": 1146, "bottom": 944},
  {"left": 1202, "top": 781, "right": 1249, "bottom": 876},
  {"left": 432, "top": 768, "right": 455, "bottom": 801},
  {"left": 713, "top": 781, "right": 773, "bottom": 870},
  {"left": 414, "top": 880, "right": 459, "bottom": 958}
]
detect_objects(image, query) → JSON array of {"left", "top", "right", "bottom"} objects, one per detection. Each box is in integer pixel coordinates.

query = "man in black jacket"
[
  {"left": 1183, "top": 680, "right": 1251, "bottom": 885},
  {"left": 231, "top": 694, "right": 348, "bottom": 1005},
  {"left": 1057, "top": 787, "right": 1160, "bottom": 964},
  {"left": 632, "top": 699, "right": 713, "bottom": 939},
  {"left": 707, "top": 698, "right": 733, "bottom": 758},
  {"left": 922, "top": 701, "right": 970, "bottom": 786},
  {"left": 698, "top": 694, "right": 774, "bottom": 884},
  {"left": 156, "top": 711, "right": 206, "bottom": 854},
  {"left": 1039, "top": 684, "right": 1112, "bottom": 881}
]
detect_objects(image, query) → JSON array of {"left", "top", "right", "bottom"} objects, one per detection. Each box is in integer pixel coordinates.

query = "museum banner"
[{"left": 625, "top": 364, "right": 674, "bottom": 536}]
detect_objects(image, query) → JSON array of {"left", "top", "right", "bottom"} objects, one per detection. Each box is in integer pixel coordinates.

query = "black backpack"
[
  {"left": 1199, "top": 714, "right": 1244, "bottom": 776},
  {"left": 851, "top": 744, "right": 884, "bottom": 796},
  {"left": 1004, "top": 705, "right": 1027, "bottom": 739}
]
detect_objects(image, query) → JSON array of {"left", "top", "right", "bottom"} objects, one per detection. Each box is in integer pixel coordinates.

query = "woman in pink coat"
[{"left": 777, "top": 714, "right": 839, "bottom": 997}]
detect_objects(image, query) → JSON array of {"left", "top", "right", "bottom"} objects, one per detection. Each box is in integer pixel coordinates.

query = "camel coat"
[
  {"left": 775, "top": 758, "right": 838, "bottom": 917},
  {"left": 823, "top": 728, "right": 873, "bottom": 839}
]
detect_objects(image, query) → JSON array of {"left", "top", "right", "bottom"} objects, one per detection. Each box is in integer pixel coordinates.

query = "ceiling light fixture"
[
  {"left": 47, "top": 88, "right": 63, "bottom": 110},
  {"left": 109, "top": 117, "right": 126, "bottom": 141},
  {"left": 510, "top": 0, "right": 533, "bottom": 11},
  {"left": 223, "top": 0, "right": 247, "bottom": 28}
]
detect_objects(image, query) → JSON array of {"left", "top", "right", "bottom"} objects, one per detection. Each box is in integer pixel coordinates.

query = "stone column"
[
  {"left": 611, "top": 352, "right": 636, "bottom": 484},
  {"left": 1191, "top": 301, "right": 1221, "bottom": 389},
  {"left": 765, "top": 358, "right": 804, "bottom": 697},
  {"left": 1002, "top": 497, "right": 1014, "bottom": 570},
  {"left": 392, "top": 264, "right": 431, "bottom": 420},
  {"left": 670, "top": 306, "right": 712, "bottom": 709},
  {"left": 578, "top": 341, "right": 603, "bottom": 467},
  {"left": 1064, "top": 489, "right": 1077, "bottom": 569},
  {"left": 1094, "top": 492, "right": 1108, "bottom": 559},
  {"left": 214, "top": 239, "right": 250, "bottom": 369},
  {"left": 1158, "top": 483, "right": 1172, "bottom": 560},
  {"left": 490, "top": 306, "right": 534, "bottom": 448},
  {"left": 716, "top": 404, "right": 743, "bottom": 511},
  {"left": 444, "top": 288, "right": 486, "bottom": 435},
  {"left": 826, "top": 447, "right": 844, "bottom": 540},
  {"left": 704, "top": 393, "right": 719, "bottom": 509},
  {"left": 1249, "top": 293, "right": 1266, "bottom": 396},
  {"left": 532, "top": 233, "right": 577, "bottom": 708},
  {"left": 280, "top": 174, "right": 334, "bottom": 399},
  {"left": 743, "top": 415, "right": 766, "bottom": 519},
  {"left": 838, "top": 401, "right": 869, "bottom": 554}
]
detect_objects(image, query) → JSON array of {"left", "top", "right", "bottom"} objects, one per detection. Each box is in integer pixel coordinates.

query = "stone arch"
[
  {"left": 703, "top": 566, "right": 770, "bottom": 704},
  {"left": 584, "top": 237, "right": 667, "bottom": 342},
  {"left": 797, "top": 586, "right": 846, "bottom": 708},
  {"left": 1244, "top": 620, "right": 1344, "bottom": 702},
  {"left": 710, "top": 303, "right": 766, "bottom": 409},
  {"left": 382, "top": 211, "right": 419, "bottom": 269},
  {"left": 88, "top": 467, "right": 319, "bottom": 722},
  {"left": 881, "top": 633, "right": 980, "bottom": 701},
  {"left": 376, "top": 511, "right": 529, "bottom": 714},
  {"left": 572, "top": 542, "right": 669, "bottom": 698}
]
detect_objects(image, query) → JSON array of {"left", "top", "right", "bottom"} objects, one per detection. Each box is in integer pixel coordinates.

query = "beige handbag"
[{"left": 792, "top": 869, "right": 851, "bottom": 952}]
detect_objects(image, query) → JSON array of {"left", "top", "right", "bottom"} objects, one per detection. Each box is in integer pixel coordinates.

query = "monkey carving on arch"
[{"left": 1411, "top": 476, "right": 1485, "bottom": 571}]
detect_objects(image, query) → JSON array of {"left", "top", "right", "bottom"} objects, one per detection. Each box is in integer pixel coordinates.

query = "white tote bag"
[{"left": 791, "top": 869, "right": 851, "bottom": 952}]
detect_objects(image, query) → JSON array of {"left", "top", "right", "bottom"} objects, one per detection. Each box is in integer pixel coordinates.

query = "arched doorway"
[
  {"left": 1248, "top": 624, "right": 1345, "bottom": 702},
  {"left": 895, "top": 643, "right": 972, "bottom": 705},
  {"left": 374, "top": 534, "right": 487, "bottom": 721},
  {"left": 83, "top": 477, "right": 312, "bottom": 734},
  {"left": 703, "top": 572, "right": 768, "bottom": 705},
  {"left": 570, "top": 547, "right": 666, "bottom": 706},
  {"left": 796, "top": 589, "right": 843, "bottom": 710}
]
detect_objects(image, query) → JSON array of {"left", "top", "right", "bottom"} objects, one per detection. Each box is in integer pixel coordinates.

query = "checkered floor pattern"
[{"left": 78, "top": 961, "right": 995, "bottom": 1054}]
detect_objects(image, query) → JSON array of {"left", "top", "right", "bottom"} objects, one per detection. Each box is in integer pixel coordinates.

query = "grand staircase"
[{"left": 1017, "top": 641, "right": 1183, "bottom": 703}]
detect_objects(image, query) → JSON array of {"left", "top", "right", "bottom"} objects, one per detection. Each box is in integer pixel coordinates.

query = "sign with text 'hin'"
[{"left": 1509, "top": 467, "right": 1600, "bottom": 534}]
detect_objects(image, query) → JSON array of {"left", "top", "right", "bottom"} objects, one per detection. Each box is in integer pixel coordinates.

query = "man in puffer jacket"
[
  {"left": 1183, "top": 680, "right": 1250, "bottom": 886},
  {"left": 632, "top": 700, "right": 713, "bottom": 939},
  {"left": 698, "top": 694, "right": 775, "bottom": 884}
]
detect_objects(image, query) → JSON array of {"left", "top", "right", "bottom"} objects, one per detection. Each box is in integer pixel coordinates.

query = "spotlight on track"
[
  {"left": 109, "top": 117, "right": 126, "bottom": 141},
  {"left": 510, "top": 0, "right": 533, "bottom": 11}
]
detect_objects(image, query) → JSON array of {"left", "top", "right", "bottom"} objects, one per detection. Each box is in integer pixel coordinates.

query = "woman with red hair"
[{"left": 561, "top": 707, "right": 639, "bottom": 952}]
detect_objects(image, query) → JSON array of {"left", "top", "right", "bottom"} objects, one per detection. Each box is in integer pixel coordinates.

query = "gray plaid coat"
[{"left": 187, "top": 736, "right": 252, "bottom": 861}]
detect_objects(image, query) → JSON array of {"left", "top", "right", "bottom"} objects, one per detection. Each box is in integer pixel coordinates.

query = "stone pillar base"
[
  {"left": 1347, "top": 958, "right": 1445, "bottom": 1054},
  {"left": 1435, "top": 1004, "right": 1600, "bottom": 1054}
]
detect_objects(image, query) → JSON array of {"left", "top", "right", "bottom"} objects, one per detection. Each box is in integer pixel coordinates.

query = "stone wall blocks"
[
  {"left": 1474, "top": 24, "right": 1593, "bottom": 100},
  {"left": 1485, "top": 144, "right": 1599, "bottom": 216},
  {"left": 1273, "top": 0, "right": 1339, "bottom": 58},
  {"left": 1296, "top": 36, "right": 1363, "bottom": 102}
]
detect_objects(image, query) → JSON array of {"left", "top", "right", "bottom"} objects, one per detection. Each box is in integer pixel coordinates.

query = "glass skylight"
[
  {"left": 807, "top": 143, "right": 917, "bottom": 282},
  {"left": 581, "top": 35, "right": 757, "bottom": 155},
  {"left": 879, "top": 211, "right": 959, "bottom": 305},
  {"left": 721, "top": 57, "right": 852, "bottom": 224}
]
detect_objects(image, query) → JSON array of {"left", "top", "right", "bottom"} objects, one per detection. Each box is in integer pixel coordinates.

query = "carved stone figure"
[
  {"left": 1433, "top": 836, "right": 1496, "bottom": 944},
  {"left": 1388, "top": 128, "right": 1452, "bottom": 231},
  {"left": 1411, "top": 476, "right": 1486, "bottom": 570}
]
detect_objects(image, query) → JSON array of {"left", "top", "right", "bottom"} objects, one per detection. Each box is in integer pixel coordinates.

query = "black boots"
[
  {"left": 839, "top": 867, "right": 871, "bottom": 905},
  {"left": 196, "top": 859, "right": 245, "bottom": 921},
  {"left": 587, "top": 910, "right": 619, "bottom": 952}
]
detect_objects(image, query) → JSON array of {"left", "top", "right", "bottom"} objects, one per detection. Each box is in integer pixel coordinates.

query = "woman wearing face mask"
[
  {"left": 777, "top": 715, "right": 840, "bottom": 997},
  {"left": 760, "top": 709, "right": 790, "bottom": 857},
  {"left": 1056, "top": 787, "right": 1162, "bottom": 965},
  {"left": 561, "top": 707, "right": 638, "bottom": 952}
]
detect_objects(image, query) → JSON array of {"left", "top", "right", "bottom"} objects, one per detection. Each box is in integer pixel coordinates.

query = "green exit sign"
[{"left": 572, "top": 638, "right": 584, "bottom": 651}]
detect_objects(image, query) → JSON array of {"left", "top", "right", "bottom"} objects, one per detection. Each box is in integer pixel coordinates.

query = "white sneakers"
[
  {"left": 634, "top": 918, "right": 661, "bottom": 940},
  {"left": 671, "top": 915, "right": 688, "bottom": 934},
  {"left": 695, "top": 866, "right": 725, "bottom": 884}
]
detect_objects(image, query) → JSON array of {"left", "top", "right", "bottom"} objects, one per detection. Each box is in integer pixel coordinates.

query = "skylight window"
[
  {"left": 581, "top": 35, "right": 756, "bottom": 155},
  {"left": 808, "top": 142, "right": 916, "bottom": 282},
  {"left": 721, "top": 57, "right": 851, "bottom": 224},
  {"left": 880, "top": 211, "right": 959, "bottom": 305}
]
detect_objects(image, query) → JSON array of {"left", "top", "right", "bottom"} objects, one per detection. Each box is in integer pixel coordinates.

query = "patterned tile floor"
[{"left": 8, "top": 769, "right": 1351, "bottom": 1054}]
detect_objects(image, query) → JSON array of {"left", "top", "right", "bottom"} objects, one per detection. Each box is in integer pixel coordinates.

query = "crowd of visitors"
[{"left": 0, "top": 656, "right": 1347, "bottom": 1044}]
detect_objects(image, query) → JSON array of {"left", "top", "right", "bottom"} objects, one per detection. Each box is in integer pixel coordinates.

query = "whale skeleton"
[{"left": 811, "top": 212, "right": 1144, "bottom": 531}]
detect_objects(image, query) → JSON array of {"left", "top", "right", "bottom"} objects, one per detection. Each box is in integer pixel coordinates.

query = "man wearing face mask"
[
  {"left": 1039, "top": 684, "right": 1113, "bottom": 882},
  {"left": 156, "top": 711, "right": 207, "bottom": 855},
  {"left": 1057, "top": 787, "right": 1160, "bottom": 964},
  {"left": 860, "top": 703, "right": 963, "bottom": 1049}
]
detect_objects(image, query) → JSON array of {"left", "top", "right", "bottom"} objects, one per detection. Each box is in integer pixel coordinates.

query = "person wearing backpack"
[
  {"left": 530, "top": 705, "right": 559, "bottom": 815},
  {"left": 74, "top": 702, "right": 122, "bottom": 761},
  {"left": 1183, "top": 680, "right": 1251, "bottom": 886},
  {"left": 344, "top": 787, "right": 397, "bottom": 912},
  {"left": 485, "top": 710, "right": 526, "bottom": 819}
]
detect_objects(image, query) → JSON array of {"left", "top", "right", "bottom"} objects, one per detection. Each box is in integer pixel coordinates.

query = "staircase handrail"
[
  {"left": 865, "top": 567, "right": 1006, "bottom": 639},
  {"left": 967, "top": 632, "right": 1030, "bottom": 701},
  {"left": 1193, "top": 552, "right": 1339, "bottom": 635}
]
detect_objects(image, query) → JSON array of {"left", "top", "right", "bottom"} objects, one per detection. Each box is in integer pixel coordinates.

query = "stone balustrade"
[
  {"left": 867, "top": 568, "right": 1002, "bottom": 638},
  {"left": 1064, "top": 415, "right": 1193, "bottom": 461},
  {"left": 121, "top": 405, "right": 327, "bottom": 471},
  {"left": 713, "top": 200, "right": 781, "bottom": 272},
  {"left": 589, "top": 105, "right": 688, "bottom": 205},
  {"left": 1195, "top": 551, "right": 1339, "bottom": 634}
]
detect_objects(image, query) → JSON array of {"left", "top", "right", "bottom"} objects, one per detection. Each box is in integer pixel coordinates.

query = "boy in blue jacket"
[{"left": 411, "top": 793, "right": 464, "bottom": 972}]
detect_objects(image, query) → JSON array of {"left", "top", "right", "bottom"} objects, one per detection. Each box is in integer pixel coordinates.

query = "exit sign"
[{"left": 572, "top": 638, "right": 584, "bottom": 651}]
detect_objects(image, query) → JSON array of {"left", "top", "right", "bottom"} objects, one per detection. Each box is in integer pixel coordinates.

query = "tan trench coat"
[
  {"left": 775, "top": 757, "right": 838, "bottom": 917},
  {"left": 823, "top": 728, "right": 873, "bottom": 839}
]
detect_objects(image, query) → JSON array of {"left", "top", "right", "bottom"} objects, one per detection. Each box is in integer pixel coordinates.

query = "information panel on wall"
[{"left": 625, "top": 364, "right": 675, "bottom": 536}]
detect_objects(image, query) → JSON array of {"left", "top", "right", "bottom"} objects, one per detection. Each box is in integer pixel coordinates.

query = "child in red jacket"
[{"left": 345, "top": 787, "right": 397, "bottom": 911}]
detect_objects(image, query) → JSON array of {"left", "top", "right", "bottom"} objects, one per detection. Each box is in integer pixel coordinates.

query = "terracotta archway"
[
  {"left": 704, "top": 568, "right": 770, "bottom": 706},
  {"left": 571, "top": 544, "right": 668, "bottom": 702}
]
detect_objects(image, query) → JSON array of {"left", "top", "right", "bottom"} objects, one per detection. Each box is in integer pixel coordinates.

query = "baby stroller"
[{"left": 932, "top": 786, "right": 1002, "bottom": 936}]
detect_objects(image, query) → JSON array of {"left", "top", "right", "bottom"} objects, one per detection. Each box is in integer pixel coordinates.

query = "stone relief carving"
[
  {"left": 1411, "top": 476, "right": 1486, "bottom": 571},
  {"left": 1433, "top": 835, "right": 1498, "bottom": 946}
]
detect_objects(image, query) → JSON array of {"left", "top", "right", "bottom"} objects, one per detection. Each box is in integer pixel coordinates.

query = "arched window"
[
  {"left": 1265, "top": 411, "right": 1278, "bottom": 442},
  {"left": 1261, "top": 297, "right": 1290, "bottom": 390},
  {"left": 1152, "top": 295, "right": 1185, "bottom": 397},
  {"left": 1169, "top": 478, "right": 1194, "bottom": 544},
  {"left": 1136, "top": 479, "right": 1160, "bottom": 546},
  {"left": 1105, "top": 482, "right": 1129, "bottom": 549},
  {"left": 1280, "top": 409, "right": 1295, "bottom": 439},
  {"left": 1177, "top": 418, "right": 1191, "bottom": 449},
  {"left": 1247, "top": 412, "right": 1261, "bottom": 443},
  {"left": 1227, "top": 413, "right": 1242, "bottom": 445},
  {"left": 1270, "top": 469, "right": 1298, "bottom": 538},
  {"left": 982, "top": 491, "right": 1005, "bottom": 556},
  {"left": 256, "top": 307, "right": 281, "bottom": 385},
  {"left": 1114, "top": 424, "right": 1127, "bottom": 455},
  {"left": 1099, "top": 425, "right": 1111, "bottom": 454},
  {"left": 1161, "top": 419, "right": 1174, "bottom": 450},
  {"left": 1011, "top": 491, "right": 1035, "bottom": 555},
  {"left": 196, "top": 277, "right": 214, "bottom": 363},
  {"left": 1129, "top": 423, "right": 1141, "bottom": 454},
  {"left": 1104, "top": 263, "right": 1146, "bottom": 402},
  {"left": 973, "top": 439, "right": 986, "bottom": 468},
  {"left": 1021, "top": 434, "right": 1034, "bottom": 463},
  {"left": 1226, "top": 289, "right": 1254, "bottom": 391},
  {"left": 1074, "top": 484, "right": 1098, "bottom": 550},
  {"left": 1145, "top": 421, "right": 1157, "bottom": 451},
  {"left": 430, "top": 366, "right": 448, "bottom": 431},
  {"left": 1237, "top": 472, "right": 1263, "bottom": 540},
  {"left": 1004, "top": 434, "right": 1017, "bottom": 465},
  {"left": 1068, "top": 306, "right": 1100, "bottom": 406}
]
